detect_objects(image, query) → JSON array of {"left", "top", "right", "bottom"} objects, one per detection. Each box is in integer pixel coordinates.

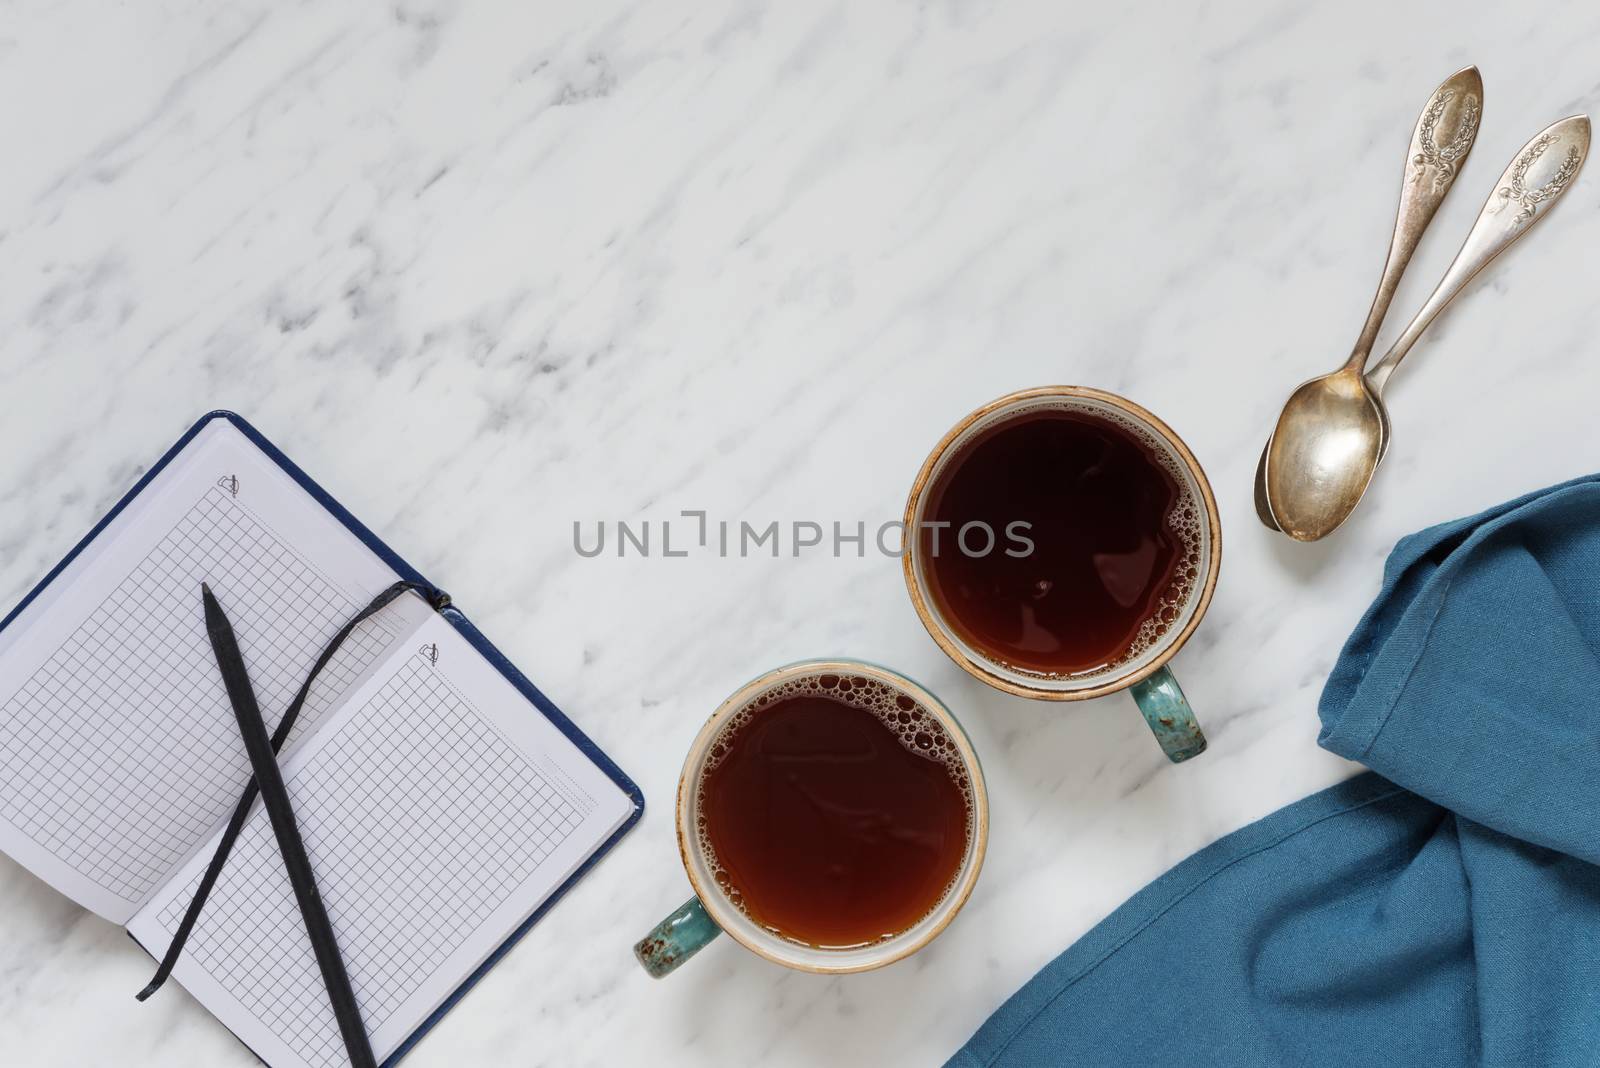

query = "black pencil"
[{"left": 200, "top": 583, "right": 377, "bottom": 1068}]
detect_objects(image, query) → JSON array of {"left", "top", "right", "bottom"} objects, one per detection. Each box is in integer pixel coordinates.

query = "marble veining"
[{"left": 2, "top": 2, "right": 1599, "bottom": 1065}]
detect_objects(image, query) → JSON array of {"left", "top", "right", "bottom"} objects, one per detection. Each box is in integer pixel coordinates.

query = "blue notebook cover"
[{"left": 0, "top": 410, "right": 644, "bottom": 1067}]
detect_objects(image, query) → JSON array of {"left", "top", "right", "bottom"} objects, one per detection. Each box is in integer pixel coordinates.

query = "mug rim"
[
  {"left": 674, "top": 659, "right": 989, "bottom": 974},
  {"left": 901, "top": 385, "right": 1222, "bottom": 701}
]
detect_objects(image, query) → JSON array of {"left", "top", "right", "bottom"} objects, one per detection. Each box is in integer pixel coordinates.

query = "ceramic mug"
[
  {"left": 633, "top": 660, "right": 988, "bottom": 977},
  {"left": 903, "top": 386, "right": 1221, "bottom": 763}
]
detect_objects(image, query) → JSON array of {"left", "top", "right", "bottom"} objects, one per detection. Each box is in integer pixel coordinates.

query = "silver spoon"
[
  {"left": 1266, "top": 114, "right": 1590, "bottom": 541},
  {"left": 1256, "top": 66, "right": 1483, "bottom": 532}
]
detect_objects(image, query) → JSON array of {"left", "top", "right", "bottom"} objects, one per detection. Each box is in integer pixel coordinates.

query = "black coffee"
[
  {"left": 922, "top": 407, "right": 1200, "bottom": 678},
  {"left": 697, "top": 673, "right": 973, "bottom": 949}
]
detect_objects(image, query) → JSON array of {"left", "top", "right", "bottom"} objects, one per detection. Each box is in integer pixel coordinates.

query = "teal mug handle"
[
  {"left": 634, "top": 896, "right": 723, "bottom": 978},
  {"left": 1128, "top": 664, "right": 1207, "bottom": 763}
]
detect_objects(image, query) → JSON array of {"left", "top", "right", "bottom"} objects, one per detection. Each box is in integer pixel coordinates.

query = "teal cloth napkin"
[{"left": 948, "top": 476, "right": 1600, "bottom": 1067}]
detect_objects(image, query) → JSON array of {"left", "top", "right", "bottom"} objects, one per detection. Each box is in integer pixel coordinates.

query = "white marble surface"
[{"left": 2, "top": 2, "right": 1599, "bottom": 1064}]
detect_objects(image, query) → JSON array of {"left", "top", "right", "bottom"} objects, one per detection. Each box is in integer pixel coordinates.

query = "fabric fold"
[{"left": 1319, "top": 474, "right": 1600, "bottom": 867}]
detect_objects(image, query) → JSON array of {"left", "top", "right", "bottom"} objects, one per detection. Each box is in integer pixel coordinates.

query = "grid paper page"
[
  {"left": 150, "top": 653, "right": 591, "bottom": 1068},
  {"left": 0, "top": 484, "right": 401, "bottom": 907}
]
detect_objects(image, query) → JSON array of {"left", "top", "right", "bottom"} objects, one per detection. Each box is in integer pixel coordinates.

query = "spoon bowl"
[
  {"left": 1252, "top": 442, "right": 1279, "bottom": 530},
  {"left": 1265, "top": 369, "right": 1385, "bottom": 541}
]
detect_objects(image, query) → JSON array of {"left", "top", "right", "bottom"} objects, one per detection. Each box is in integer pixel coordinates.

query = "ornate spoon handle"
[
  {"left": 1341, "top": 66, "right": 1483, "bottom": 373},
  {"left": 1367, "top": 114, "right": 1591, "bottom": 393}
]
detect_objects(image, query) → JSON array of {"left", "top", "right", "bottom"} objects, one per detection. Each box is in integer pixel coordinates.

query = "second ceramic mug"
[
  {"left": 903, "top": 386, "right": 1221, "bottom": 762},
  {"left": 634, "top": 660, "right": 988, "bottom": 977}
]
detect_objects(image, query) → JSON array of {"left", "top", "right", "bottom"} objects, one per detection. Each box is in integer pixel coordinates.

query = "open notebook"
[{"left": 0, "top": 412, "right": 642, "bottom": 1068}]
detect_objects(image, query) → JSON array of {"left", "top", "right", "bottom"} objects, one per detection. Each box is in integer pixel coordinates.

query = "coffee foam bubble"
[
  {"left": 695, "top": 673, "right": 975, "bottom": 943},
  {"left": 946, "top": 399, "right": 1206, "bottom": 681}
]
